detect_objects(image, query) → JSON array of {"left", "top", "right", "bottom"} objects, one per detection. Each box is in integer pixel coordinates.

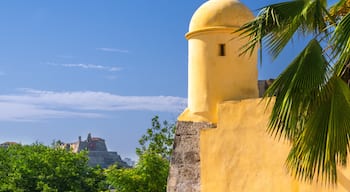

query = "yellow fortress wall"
[
  {"left": 168, "top": 0, "right": 350, "bottom": 191},
  {"left": 200, "top": 99, "right": 350, "bottom": 192}
]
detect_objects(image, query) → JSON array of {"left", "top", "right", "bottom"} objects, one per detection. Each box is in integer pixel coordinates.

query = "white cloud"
[
  {"left": 61, "top": 64, "right": 121, "bottom": 72},
  {"left": 50, "top": 63, "right": 121, "bottom": 72},
  {"left": 97, "top": 48, "right": 129, "bottom": 53},
  {"left": 0, "top": 89, "right": 187, "bottom": 121},
  {"left": 0, "top": 102, "right": 101, "bottom": 122}
]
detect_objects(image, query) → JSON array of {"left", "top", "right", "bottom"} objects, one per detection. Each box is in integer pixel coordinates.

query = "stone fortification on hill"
[
  {"left": 61, "top": 133, "right": 128, "bottom": 168},
  {"left": 0, "top": 142, "right": 19, "bottom": 148}
]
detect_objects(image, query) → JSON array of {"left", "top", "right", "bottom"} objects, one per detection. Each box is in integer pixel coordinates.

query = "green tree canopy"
[
  {"left": 0, "top": 143, "right": 106, "bottom": 192},
  {"left": 136, "top": 115, "right": 175, "bottom": 159},
  {"left": 106, "top": 152, "right": 169, "bottom": 192},
  {"left": 106, "top": 116, "right": 174, "bottom": 192}
]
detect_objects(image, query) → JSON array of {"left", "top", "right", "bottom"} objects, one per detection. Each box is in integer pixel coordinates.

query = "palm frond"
[
  {"left": 286, "top": 76, "right": 350, "bottom": 184},
  {"left": 329, "top": 0, "right": 350, "bottom": 19},
  {"left": 236, "top": 0, "right": 328, "bottom": 60},
  {"left": 264, "top": 39, "right": 329, "bottom": 140},
  {"left": 330, "top": 12, "right": 350, "bottom": 77}
]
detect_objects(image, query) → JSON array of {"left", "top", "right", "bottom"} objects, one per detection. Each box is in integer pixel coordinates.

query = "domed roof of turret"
[{"left": 188, "top": 0, "right": 254, "bottom": 33}]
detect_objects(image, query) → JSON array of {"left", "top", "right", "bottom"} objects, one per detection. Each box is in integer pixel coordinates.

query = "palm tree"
[{"left": 236, "top": 0, "right": 350, "bottom": 185}]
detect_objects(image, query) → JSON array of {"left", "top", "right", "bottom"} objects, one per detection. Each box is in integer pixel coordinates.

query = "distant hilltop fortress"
[
  {"left": 0, "top": 141, "right": 19, "bottom": 148},
  {"left": 61, "top": 133, "right": 129, "bottom": 168}
]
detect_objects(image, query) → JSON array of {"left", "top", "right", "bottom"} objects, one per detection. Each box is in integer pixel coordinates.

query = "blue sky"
[{"left": 0, "top": 0, "right": 305, "bottom": 160}]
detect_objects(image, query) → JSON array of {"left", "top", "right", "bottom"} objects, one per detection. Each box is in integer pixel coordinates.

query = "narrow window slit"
[{"left": 219, "top": 44, "right": 225, "bottom": 56}]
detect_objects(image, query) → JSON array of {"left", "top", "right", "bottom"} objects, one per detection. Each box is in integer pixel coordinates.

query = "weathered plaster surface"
[
  {"left": 169, "top": 99, "right": 350, "bottom": 191},
  {"left": 200, "top": 99, "right": 350, "bottom": 192}
]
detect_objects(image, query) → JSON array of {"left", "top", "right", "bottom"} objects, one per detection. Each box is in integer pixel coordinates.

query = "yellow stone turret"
[{"left": 178, "top": 0, "right": 258, "bottom": 123}]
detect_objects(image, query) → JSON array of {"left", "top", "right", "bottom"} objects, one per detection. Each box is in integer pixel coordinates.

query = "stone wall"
[
  {"left": 258, "top": 79, "right": 274, "bottom": 97},
  {"left": 88, "top": 151, "right": 128, "bottom": 168},
  {"left": 167, "top": 121, "right": 215, "bottom": 192}
]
